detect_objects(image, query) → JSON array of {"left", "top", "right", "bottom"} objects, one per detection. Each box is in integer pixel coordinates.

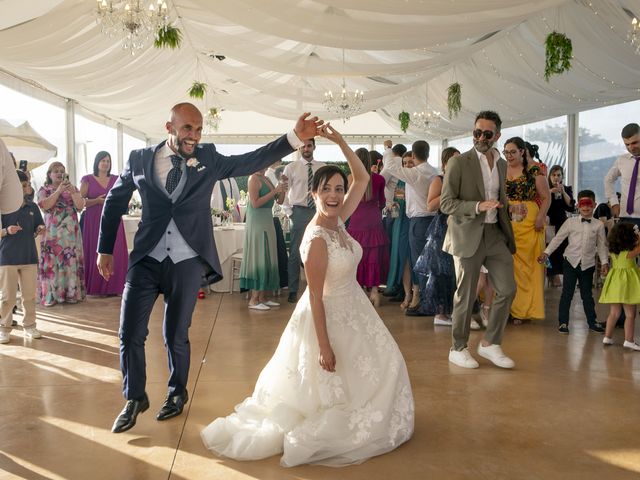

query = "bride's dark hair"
[{"left": 312, "top": 165, "right": 348, "bottom": 193}]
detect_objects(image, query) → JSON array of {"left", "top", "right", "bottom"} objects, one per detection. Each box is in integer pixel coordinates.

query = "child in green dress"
[{"left": 599, "top": 222, "right": 640, "bottom": 350}]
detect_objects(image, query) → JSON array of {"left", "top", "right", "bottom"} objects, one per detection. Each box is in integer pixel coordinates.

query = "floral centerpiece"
[
  {"left": 128, "top": 197, "right": 142, "bottom": 216},
  {"left": 238, "top": 190, "right": 247, "bottom": 206},
  {"left": 225, "top": 197, "right": 236, "bottom": 225},
  {"left": 211, "top": 207, "right": 222, "bottom": 225},
  {"left": 237, "top": 190, "right": 248, "bottom": 223},
  {"left": 272, "top": 202, "right": 290, "bottom": 234}
]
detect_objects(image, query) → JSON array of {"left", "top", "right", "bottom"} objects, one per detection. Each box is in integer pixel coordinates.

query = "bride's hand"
[
  {"left": 318, "top": 345, "right": 336, "bottom": 372},
  {"left": 318, "top": 123, "right": 344, "bottom": 145}
]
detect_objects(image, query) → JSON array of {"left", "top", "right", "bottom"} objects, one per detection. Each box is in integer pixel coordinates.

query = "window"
[
  {"left": 122, "top": 133, "right": 146, "bottom": 170},
  {"left": 578, "top": 100, "right": 640, "bottom": 204},
  {"left": 75, "top": 113, "right": 117, "bottom": 181},
  {"left": 0, "top": 83, "right": 66, "bottom": 191}
]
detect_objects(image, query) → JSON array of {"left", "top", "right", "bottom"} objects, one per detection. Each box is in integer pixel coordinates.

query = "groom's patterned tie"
[{"left": 166, "top": 155, "right": 182, "bottom": 194}]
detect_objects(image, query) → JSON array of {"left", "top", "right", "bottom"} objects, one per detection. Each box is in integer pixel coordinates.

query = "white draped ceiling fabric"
[{"left": 0, "top": 0, "right": 639, "bottom": 140}]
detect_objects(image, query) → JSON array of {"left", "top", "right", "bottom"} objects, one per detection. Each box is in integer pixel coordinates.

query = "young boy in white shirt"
[{"left": 538, "top": 190, "right": 608, "bottom": 334}]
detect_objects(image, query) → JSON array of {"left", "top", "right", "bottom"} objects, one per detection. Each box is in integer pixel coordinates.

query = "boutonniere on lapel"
[{"left": 186, "top": 158, "right": 206, "bottom": 172}]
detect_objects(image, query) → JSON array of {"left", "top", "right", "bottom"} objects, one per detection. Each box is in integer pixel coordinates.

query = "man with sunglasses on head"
[{"left": 440, "top": 111, "right": 517, "bottom": 369}]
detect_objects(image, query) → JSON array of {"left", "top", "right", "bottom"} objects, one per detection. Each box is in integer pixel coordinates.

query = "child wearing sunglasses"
[{"left": 538, "top": 190, "right": 608, "bottom": 334}]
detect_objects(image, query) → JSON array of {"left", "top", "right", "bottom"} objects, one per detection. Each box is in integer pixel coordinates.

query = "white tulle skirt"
[{"left": 201, "top": 285, "right": 414, "bottom": 467}]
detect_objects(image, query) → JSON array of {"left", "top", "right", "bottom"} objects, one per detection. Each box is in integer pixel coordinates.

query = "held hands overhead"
[
  {"left": 294, "top": 112, "right": 324, "bottom": 141},
  {"left": 317, "top": 123, "right": 344, "bottom": 144}
]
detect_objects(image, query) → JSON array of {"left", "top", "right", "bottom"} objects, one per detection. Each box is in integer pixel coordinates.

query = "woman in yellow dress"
[{"left": 503, "top": 137, "right": 550, "bottom": 322}]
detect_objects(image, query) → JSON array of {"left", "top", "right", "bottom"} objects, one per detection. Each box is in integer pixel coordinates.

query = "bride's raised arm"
[{"left": 318, "top": 124, "right": 369, "bottom": 221}]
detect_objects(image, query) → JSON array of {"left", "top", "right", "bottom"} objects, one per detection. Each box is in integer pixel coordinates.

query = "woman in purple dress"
[
  {"left": 346, "top": 148, "right": 389, "bottom": 307},
  {"left": 80, "top": 151, "right": 128, "bottom": 295}
]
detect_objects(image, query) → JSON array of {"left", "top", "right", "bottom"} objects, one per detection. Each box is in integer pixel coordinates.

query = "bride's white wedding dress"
[{"left": 201, "top": 223, "right": 414, "bottom": 467}]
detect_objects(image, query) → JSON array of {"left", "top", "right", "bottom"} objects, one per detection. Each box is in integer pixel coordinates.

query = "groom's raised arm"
[
  {"left": 205, "top": 113, "right": 322, "bottom": 180},
  {"left": 205, "top": 133, "right": 299, "bottom": 180}
]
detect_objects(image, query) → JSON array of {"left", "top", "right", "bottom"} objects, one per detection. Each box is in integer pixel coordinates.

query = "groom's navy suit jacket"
[{"left": 98, "top": 136, "right": 294, "bottom": 284}]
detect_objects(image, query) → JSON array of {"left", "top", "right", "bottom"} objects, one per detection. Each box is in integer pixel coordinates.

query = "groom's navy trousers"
[{"left": 120, "top": 255, "right": 203, "bottom": 400}]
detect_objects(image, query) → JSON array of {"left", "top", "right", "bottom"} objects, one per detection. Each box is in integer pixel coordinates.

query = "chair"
[{"left": 228, "top": 252, "right": 243, "bottom": 293}]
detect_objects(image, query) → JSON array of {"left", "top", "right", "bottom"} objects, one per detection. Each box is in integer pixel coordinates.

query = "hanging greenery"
[
  {"left": 447, "top": 82, "right": 462, "bottom": 118},
  {"left": 154, "top": 25, "right": 182, "bottom": 50},
  {"left": 398, "top": 111, "right": 410, "bottom": 133},
  {"left": 188, "top": 81, "right": 207, "bottom": 99},
  {"left": 544, "top": 31, "right": 573, "bottom": 81}
]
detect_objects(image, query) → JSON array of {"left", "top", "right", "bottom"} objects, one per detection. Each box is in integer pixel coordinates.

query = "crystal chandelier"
[
  {"left": 323, "top": 50, "right": 364, "bottom": 122},
  {"left": 96, "top": 1, "right": 169, "bottom": 54},
  {"left": 410, "top": 83, "right": 441, "bottom": 132},
  {"left": 628, "top": 17, "right": 640, "bottom": 55},
  {"left": 203, "top": 107, "right": 223, "bottom": 134}
]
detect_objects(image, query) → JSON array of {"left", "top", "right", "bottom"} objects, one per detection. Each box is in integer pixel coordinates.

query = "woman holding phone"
[
  {"left": 546, "top": 165, "right": 575, "bottom": 287},
  {"left": 37, "top": 162, "right": 86, "bottom": 306}
]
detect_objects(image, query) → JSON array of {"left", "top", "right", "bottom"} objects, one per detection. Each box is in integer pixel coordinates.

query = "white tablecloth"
[
  {"left": 122, "top": 216, "right": 245, "bottom": 292},
  {"left": 211, "top": 224, "right": 245, "bottom": 292}
]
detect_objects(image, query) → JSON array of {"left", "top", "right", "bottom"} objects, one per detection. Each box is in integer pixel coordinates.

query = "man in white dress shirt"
[
  {"left": 282, "top": 138, "right": 325, "bottom": 302},
  {"left": 383, "top": 140, "right": 438, "bottom": 314},
  {"left": 605, "top": 123, "right": 640, "bottom": 228},
  {"left": 211, "top": 177, "right": 241, "bottom": 222},
  {"left": 0, "top": 139, "right": 22, "bottom": 232}
]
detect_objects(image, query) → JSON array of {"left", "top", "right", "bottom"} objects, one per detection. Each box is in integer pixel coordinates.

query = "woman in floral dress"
[
  {"left": 504, "top": 137, "right": 550, "bottom": 322},
  {"left": 37, "top": 162, "right": 86, "bottom": 306}
]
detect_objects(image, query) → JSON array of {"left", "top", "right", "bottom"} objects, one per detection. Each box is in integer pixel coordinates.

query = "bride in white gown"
[{"left": 201, "top": 124, "right": 414, "bottom": 467}]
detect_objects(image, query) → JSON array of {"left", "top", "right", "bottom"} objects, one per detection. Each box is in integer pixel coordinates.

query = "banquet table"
[{"left": 122, "top": 216, "right": 245, "bottom": 292}]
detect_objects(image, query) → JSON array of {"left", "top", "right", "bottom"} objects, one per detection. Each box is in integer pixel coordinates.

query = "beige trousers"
[
  {"left": 451, "top": 224, "right": 516, "bottom": 351},
  {"left": 0, "top": 264, "right": 38, "bottom": 331}
]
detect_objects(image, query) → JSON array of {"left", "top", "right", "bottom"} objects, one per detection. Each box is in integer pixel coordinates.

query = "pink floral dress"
[{"left": 37, "top": 185, "right": 86, "bottom": 305}]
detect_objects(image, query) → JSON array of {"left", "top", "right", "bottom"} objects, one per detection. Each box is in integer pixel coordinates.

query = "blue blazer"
[{"left": 98, "top": 136, "right": 294, "bottom": 284}]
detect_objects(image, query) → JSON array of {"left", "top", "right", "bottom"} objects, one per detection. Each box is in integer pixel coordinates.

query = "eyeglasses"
[
  {"left": 502, "top": 149, "right": 520, "bottom": 157},
  {"left": 472, "top": 129, "right": 495, "bottom": 140}
]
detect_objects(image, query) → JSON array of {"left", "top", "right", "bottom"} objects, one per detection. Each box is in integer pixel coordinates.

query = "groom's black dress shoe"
[
  {"left": 112, "top": 393, "right": 149, "bottom": 433},
  {"left": 156, "top": 390, "right": 188, "bottom": 421}
]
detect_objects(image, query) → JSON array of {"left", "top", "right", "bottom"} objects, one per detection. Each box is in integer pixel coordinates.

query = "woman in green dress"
[
  {"left": 241, "top": 168, "right": 286, "bottom": 310},
  {"left": 386, "top": 152, "right": 413, "bottom": 308}
]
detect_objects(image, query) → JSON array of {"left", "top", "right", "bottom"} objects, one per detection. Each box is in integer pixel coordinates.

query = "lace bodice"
[{"left": 300, "top": 222, "right": 363, "bottom": 296}]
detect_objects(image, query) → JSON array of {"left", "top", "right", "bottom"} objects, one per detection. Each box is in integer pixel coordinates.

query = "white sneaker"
[
  {"left": 0, "top": 331, "right": 10, "bottom": 344},
  {"left": 24, "top": 327, "right": 42, "bottom": 339},
  {"left": 470, "top": 319, "right": 482, "bottom": 330},
  {"left": 477, "top": 343, "right": 515, "bottom": 369},
  {"left": 434, "top": 315, "right": 453, "bottom": 326},
  {"left": 248, "top": 303, "right": 270, "bottom": 311},
  {"left": 448, "top": 348, "right": 479, "bottom": 369},
  {"left": 602, "top": 337, "right": 614, "bottom": 345},
  {"left": 623, "top": 340, "right": 640, "bottom": 351},
  {"left": 263, "top": 300, "right": 280, "bottom": 307}
]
